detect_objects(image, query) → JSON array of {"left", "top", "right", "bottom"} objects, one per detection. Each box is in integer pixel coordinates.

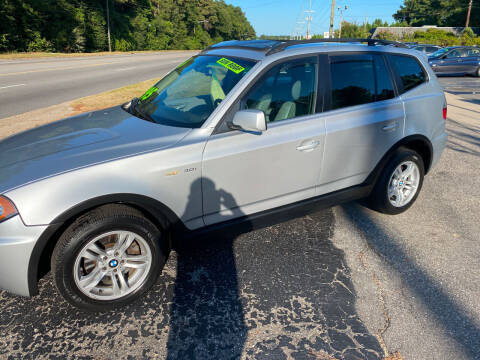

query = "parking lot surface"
[{"left": 0, "top": 76, "right": 479, "bottom": 359}]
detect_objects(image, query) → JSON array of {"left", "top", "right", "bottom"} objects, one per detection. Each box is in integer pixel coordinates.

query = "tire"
[
  {"left": 51, "top": 204, "right": 168, "bottom": 312},
  {"left": 476, "top": 67, "right": 480, "bottom": 77},
  {"left": 368, "top": 147, "right": 425, "bottom": 215}
]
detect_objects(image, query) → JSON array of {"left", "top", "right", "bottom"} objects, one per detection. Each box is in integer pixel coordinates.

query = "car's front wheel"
[
  {"left": 368, "top": 147, "right": 425, "bottom": 215},
  {"left": 51, "top": 204, "right": 168, "bottom": 312}
]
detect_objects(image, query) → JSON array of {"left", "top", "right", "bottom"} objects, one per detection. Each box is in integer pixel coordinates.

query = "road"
[
  {"left": 0, "top": 56, "right": 478, "bottom": 359},
  {"left": 0, "top": 51, "right": 196, "bottom": 119}
]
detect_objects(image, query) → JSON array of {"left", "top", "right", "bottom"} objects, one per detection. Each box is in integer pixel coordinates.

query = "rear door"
[
  {"left": 319, "top": 53, "right": 405, "bottom": 194},
  {"left": 202, "top": 56, "right": 326, "bottom": 225}
]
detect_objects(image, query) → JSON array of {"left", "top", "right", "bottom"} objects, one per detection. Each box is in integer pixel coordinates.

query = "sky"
[{"left": 225, "top": 0, "right": 405, "bottom": 36}]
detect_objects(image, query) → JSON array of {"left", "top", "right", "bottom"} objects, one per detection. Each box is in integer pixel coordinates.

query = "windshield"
[
  {"left": 430, "top": 48, "right": 450, "bottom": 58},
  {"left": 133, "top": 55, "right": 257, "bottom": 128}
]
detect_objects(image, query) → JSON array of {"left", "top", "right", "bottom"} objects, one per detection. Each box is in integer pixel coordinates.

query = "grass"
[
  {"left": 0, "top": 50, "right": 187, "bottom": 60},
  {"left": 0, "top": 77, "right": 161, "bottom": 140},
  {"left": 69, "top": 77, "right": 160, "bottom": 114}
]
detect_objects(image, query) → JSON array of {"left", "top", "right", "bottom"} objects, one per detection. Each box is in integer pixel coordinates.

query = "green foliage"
[
  {"left": 0, "top": 0, "right": 256, "bottom": 53},
  {"left": 375, "top": 28, "right": 480, "bottom": 46},
  {"left": 26, "top": 32, "right": 55, "bottom": 52},
  {"left": 394, "top": 0, "right": 479, "bottom": 27}
]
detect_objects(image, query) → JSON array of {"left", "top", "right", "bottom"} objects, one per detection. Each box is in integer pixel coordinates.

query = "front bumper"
[{"left": 0, "top": 215, "right": 47, "bottom": 296}]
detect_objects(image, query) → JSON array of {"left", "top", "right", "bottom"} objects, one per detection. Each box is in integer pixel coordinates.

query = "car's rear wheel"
[
  {"left": 476, "top": 66, "right": 480, "bottom": 77},
  {"left": 368, "top": 147, "right": 424, "bottom": 215},
  {"left": 51, "top": 204, "right": 168, "bottom": 312}
]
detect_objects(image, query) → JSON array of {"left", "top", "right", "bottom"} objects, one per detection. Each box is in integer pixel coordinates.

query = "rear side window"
[
  {"left": 390, "top": 55, "right": 426, "bottom": 93},
  {"left": 467, "top": 48, "right": 480, "bottom": 56},
  {"left": 329, "top": 54, "right": 395, "bottom": 110}
]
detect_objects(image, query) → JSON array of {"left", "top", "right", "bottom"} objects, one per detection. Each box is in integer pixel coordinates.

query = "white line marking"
[
  {"left": 115, "top": 67, "right": 137, "bottom": 72},
  {"left": 0, "top": 83, "right": 26, "bottom": 89}
]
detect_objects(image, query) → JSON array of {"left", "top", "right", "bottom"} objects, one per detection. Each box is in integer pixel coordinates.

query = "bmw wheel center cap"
[{"left": 109, "top": 259, "right": 119, "bottom": 268}]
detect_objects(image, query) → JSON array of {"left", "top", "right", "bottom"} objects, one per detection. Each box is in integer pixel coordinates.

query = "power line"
[{"left": 305, "top": 0, "right": 315, "bottom": 38}]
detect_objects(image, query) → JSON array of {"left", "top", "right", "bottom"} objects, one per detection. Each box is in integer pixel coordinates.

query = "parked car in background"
[
  {"left": 429, "top": 46, "right": 480, "bottom": 76},
  {"left": 412, "top": 44, "right": 443, "bottom": 55},
  {"left": 0, "top": 39, "right": 447, "bottom": 311}
]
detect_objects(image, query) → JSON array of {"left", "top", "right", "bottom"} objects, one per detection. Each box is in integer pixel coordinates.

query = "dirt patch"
[{"left": 0, "top": 77, "right": 159, "bottom": 140}]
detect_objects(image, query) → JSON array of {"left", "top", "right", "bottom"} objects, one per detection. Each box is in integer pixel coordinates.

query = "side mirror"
[{"left": 231, "top": 109, "right": 267, "bottom": 132}]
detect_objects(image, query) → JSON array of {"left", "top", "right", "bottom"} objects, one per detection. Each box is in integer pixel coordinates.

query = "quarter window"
[
  {"left": 242, "top": 57, "right": 318, "bottom": 122},
  {"left": 390, "top": 55, "right": 426, "bottom": 93},
  {"left": 329, "top": 54, "right": 395, "bottom": 110}
]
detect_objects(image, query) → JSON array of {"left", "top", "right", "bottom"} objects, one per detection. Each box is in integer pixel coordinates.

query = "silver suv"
[{"left": 0, "top": 39, "right": 447, "bottom": 311}]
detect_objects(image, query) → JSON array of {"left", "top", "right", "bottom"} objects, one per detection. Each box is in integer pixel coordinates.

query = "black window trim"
[
  {"left": 387, "top": 53, "right": 429, "bottom": 95},
  {"left": 212, "top": 53, "right": 327, "bottom": 135},
  {"left": 324, "top": 51, "right": 400, "bottom": 112}
]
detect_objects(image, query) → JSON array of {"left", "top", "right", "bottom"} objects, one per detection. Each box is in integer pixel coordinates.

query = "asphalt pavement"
[{"left": 0, "top": 51, "right": 196, "bottom": 119}]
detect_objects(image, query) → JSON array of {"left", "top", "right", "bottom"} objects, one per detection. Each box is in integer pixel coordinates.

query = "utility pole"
[
  {"left": 466, "top": 0, "right": 473, "bottom": 28},
  {"left": 338, "top": 5, "right": 347, "bottom": 38},
  {"left": 305, "top": 0, "right": 314, "bottom": 39},
  {"left": 106, "top": 0, "right": 111, "bottom": 52},
  {"left": 329, "top": 0, "right": 336, "bottom": 38}
]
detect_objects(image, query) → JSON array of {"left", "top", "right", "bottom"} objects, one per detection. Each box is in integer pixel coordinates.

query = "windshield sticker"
[
  {"left": 216, "top": 58, "right": 245, "bottom": 74},
  {"left": 178, "top": 58, "right": 192, "bottom": 68},
  {"left": 140, "top": 86, "right": 158, "bottom": 101}
]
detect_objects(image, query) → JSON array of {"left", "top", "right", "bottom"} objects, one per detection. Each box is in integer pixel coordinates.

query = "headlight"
[{"left": 0, "top": 196, "right": 18, "bottom": 223}]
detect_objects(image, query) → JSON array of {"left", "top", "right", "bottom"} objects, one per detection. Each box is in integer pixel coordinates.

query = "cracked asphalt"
[
  {"left": 0, "top": 76, "right": 478, "bottom": 360},
  {"left": 0, "top": 210, "right": 383, "bottom": 359}
]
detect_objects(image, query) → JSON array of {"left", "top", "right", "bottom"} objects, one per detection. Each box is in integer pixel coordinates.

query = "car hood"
[{"left": 0, "top": 106, "right": 191, "bottom": 194}]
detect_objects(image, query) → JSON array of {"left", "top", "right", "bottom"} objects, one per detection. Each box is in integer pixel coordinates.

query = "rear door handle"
[
  {"left": 382, "top": 123, "right": 397, "bottom": 132},
  {"left": 296, "top": 140, "right": 320, "bottom": 152}
]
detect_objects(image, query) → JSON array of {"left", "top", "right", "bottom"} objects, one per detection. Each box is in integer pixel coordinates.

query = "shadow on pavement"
[
  {"left": 0, "top": 189, "right": 384, "bottom": 359},
  {"left": 342, "top": 203, "right": 480, "bottom": 360}
]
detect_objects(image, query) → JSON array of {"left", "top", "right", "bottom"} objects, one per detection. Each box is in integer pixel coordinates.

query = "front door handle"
[
  {"left": 296, "top": 140, "right": 320, "bottom": 152},
  {"left": 382, "top": 123, "right": 397, "bottom": 132}
]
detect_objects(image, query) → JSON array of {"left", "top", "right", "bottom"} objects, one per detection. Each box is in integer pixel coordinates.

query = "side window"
[
  {"left": 330, "top": 55, "right": 376, "bottom": 110},
  {"left": 467, "top": 48, "right": 480, "bottom": 56},
  {"left": 329, "top": 54, "right": 395, "bottom": 110},
  {"left": 390, "top": 55, "right": 426, "bottom": 93},
  {"left": 242, "top": 57, "right": 318, "bottom": 122},
  {"left": 427, "top": 47, "right": 439, "bottom": 53},
  {"left": 446, "top": 49, "right": 462, "bottom": 58}
]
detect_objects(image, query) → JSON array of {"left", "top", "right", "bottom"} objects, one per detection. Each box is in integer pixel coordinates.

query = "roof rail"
[{"left": 266, "top": 38, "right": 409, "bottom": 55}]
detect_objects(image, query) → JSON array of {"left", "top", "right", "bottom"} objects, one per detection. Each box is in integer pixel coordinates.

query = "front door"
[{"left": 202, "top": 56, "right": 325, "bottom": 225}]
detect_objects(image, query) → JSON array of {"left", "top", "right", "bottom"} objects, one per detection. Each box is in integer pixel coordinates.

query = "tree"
[
  {"left": 394, "top": 0, "right": 479, "bottom": 27},
  {"left": 0, "top": 0, "right": 256, "bottom": 52}
]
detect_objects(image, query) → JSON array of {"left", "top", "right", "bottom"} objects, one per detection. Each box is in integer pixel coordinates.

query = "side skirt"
[{"left": 176, "top": 183, "right": 373, "bottom": 244}]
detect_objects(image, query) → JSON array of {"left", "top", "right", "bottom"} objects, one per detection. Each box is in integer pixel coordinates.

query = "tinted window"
[
  {"left": 242, "top": 57, "right": 318, "bottom": 122},
  {"left": 427, "top": 47, "right": 439, "bottom": 52},
  {"left": 390, "top": 55, "right": 426, "bottom": 93},
  {"left": 330, "top": 54, "right": 394, "bottom": 110},
  {"left": 330, "top": 56, "right": 375, "bottom": 109}
]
